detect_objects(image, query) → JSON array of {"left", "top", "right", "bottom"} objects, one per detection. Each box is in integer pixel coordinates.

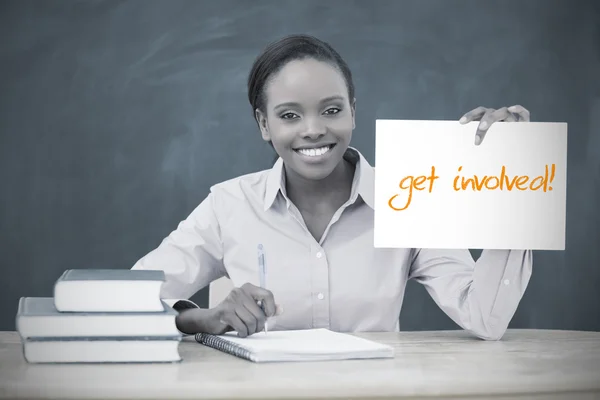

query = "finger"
[
  {"left": 507, "top": 104, "right": 530, "bottom": 121},
  {"left": 234, "top": 304, "right": 259, "bottom": 336},
  {"left": 459, "top": 106, "right": 489, "bottom": 124},
  {"left": 474, "top": 108, "right": 503, "bottom": 145},
  {"left": 263, "top": 305, "right": 284, "bottom": 329},
  {"left": 220, "top": 312, "right": 248, "bottom": 338},
  {"left": 224, "top": 287, "right": 263, "bottom": 335},
  {"left": 242, "top": 299, "right": 266, "bottom": 333},
  {"left": 242, "top": 284, "right": 277, "bottom": 317}
]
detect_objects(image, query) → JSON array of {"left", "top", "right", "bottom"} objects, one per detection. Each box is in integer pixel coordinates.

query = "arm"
[
  {"left": 413, "top": 104, "right": 533, "bottom": 340},
  {"left": 132, "top": 191, "right": 227, "bottom": 318},
  {"left": 408, "top": 248, "right": 533, "bottom": 340}
]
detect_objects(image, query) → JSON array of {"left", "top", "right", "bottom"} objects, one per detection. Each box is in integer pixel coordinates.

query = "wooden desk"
[{"left": 0, "top": 329, "right": 599, "bottom": 399}]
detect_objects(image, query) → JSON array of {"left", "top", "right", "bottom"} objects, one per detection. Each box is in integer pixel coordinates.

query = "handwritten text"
[{"left": 388, "top": 164, "right": 556, "bottom": 211}]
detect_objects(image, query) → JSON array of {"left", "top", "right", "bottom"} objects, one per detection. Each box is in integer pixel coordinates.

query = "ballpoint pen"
[{"left": 257, "top": 244, "right": 268, "bottom": 334}]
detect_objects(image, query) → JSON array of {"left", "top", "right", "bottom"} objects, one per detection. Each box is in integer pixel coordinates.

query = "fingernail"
[
  {"left": 479, "top": 121, "right": 487, "bottom": 130},
  {"left": 474, "top": 136, "right": 481, "bottom": 145},
  {"left": 459, "top": 117, "right": 467, "bottom": 124},
  {"left": 276, "top": 305, "right": 284, "bottom": 315},
  {"left": 508, "top": 106, "right": 516, "bottom": 112}
]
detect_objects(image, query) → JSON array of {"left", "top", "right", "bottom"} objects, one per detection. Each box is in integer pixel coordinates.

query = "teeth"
[{"left": 297, "top": 145, "right": 331, "bottom": 157}]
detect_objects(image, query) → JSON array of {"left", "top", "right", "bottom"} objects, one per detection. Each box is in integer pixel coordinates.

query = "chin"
[{"left": 292, "top": 164, "right": 338, "bottom": 181}]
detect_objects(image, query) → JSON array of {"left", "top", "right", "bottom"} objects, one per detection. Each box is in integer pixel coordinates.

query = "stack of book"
[{"left": 15, "top": 269, "right": 182, "bottom": 363}]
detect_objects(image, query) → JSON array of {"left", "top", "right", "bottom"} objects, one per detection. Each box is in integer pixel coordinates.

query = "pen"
[{"left": 257, "top": 244, "right": 268, "bottom": 334}]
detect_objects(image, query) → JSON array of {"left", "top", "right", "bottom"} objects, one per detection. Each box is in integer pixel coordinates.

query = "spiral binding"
[{"left": 194, "top": 333, "right": 252, "bottom": 361}]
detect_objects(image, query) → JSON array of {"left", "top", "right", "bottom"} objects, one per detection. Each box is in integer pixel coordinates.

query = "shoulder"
[
  {"left": 183, "top": 167, "right": 275, "bottom": 225},
  {"left": 209, "top": 168, "right": 271, "bottom": 202}
]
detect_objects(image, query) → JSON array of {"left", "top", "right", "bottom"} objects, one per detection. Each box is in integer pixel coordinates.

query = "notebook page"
[{"left": 218, "top": 328, "right": 392, "bottom": 356}]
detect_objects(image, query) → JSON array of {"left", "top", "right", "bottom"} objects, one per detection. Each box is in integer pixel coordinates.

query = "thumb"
[
  {"left": 212, "top": 307, "right": 234, "bottom": 334},
  {"left": 274, "top": 304, "right": 284, "bottom": 316},
  {"left": 214, "top": 319, "right": 233, "bottom": 335}
]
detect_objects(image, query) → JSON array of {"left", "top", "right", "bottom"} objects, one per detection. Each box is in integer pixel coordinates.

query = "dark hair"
[{"left": 247, "top": 34, "right": 355, "bottom": 121}]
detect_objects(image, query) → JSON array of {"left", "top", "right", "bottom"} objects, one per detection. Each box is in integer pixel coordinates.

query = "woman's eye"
[
  {"left": 324, "top": 107, "right": 341, "bottom": 115},
  {"left": 280, "top": 112, "right": 298, "bottom": 120}
]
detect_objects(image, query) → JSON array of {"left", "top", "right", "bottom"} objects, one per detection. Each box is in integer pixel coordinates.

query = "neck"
[{"left": 284, "top": 158, "right": 355, "bottom": 212}]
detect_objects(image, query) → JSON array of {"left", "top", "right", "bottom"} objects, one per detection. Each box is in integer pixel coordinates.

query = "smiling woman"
[
  {"left": 255, "top": 58, "right": 353, "bottom": 180},
  {"left": 248, "top": 35, "right": 356, "bottom": 182},
  {"left": 132, "top": 34, "right": 534, "bottom": 341}
]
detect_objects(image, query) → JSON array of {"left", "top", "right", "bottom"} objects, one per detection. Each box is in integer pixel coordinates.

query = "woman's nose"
[{"left": 302, "top": 118, "right": 326, "bottom": 139}]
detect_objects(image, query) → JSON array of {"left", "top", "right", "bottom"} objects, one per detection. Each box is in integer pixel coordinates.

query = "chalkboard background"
[{"left": 1, "top": 0, "right": 599, "bottom": 332}]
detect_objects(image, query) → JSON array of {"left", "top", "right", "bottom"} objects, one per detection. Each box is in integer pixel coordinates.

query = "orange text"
[
  {"left": 388, "top": 166, "right": 439, "bottom": 211},
  {"left": 453, "top": 164, "right": 555, "bottom": 192}
]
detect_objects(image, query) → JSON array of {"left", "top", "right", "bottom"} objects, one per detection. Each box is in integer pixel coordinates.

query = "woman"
[{"left": 132, "top": 34, "right": 533, "bottom": 340}]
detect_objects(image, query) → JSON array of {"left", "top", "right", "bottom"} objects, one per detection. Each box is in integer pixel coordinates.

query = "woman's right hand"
[{"left": 175, "top": 283, "right": 280, "bottom": 337}]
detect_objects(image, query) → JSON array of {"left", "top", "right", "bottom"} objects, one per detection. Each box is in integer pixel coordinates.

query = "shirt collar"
[{"left": 263, "top": 146, "right": 375, "bottom": 211}]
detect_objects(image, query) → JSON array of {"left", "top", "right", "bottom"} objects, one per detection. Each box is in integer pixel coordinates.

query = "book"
[
  {"left": 16, "top": 297, "right": 180, "bottom": 339},
  {"left": 22, "top": 336, "right": 182, "bottom": 363},
  {"left": 194, "top": 328, "right": 394, "bottom": 363},
  {"left": 53, "top": 269, "right": 165, "bottom": 312}
]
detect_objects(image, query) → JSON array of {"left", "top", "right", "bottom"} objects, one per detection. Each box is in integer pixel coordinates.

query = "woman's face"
[{"left": 256, "top": 57, "right": 355, "bottom": 181}]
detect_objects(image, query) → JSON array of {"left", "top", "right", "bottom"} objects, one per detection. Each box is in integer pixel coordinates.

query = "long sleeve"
[
  {"left": 132, "top": 192, "right": 227, "bottom": 310},
  {"left": 408, "top": 248, "right": 533, "bottom": 340}
]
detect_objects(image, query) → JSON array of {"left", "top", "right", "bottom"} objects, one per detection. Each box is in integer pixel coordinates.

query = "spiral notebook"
[{"left": 194, "top": 328, "right": 394, "bottom": 363}]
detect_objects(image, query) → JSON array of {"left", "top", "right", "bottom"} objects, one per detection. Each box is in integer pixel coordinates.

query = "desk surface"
[{"left": 0, "top": 329, "right": 599, "bottom": 400}]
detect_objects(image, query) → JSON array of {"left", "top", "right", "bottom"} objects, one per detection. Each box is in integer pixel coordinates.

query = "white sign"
[{"left": 374, "top": 120, "right": 568, "bottom": 250}]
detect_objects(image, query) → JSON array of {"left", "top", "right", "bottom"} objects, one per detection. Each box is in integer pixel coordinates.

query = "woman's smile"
[{"left": 293, "top": 143, "right": 337, "bottom": 163}]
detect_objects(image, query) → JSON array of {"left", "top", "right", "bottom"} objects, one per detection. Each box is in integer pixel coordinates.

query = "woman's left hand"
[{"left": 459, "top": 105, "right": 531, "bottom": 145}]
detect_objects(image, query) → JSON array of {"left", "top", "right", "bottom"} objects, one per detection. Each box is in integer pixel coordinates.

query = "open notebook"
[{"left": 195, "top": 328, "right": 394, "bottom": 363}]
